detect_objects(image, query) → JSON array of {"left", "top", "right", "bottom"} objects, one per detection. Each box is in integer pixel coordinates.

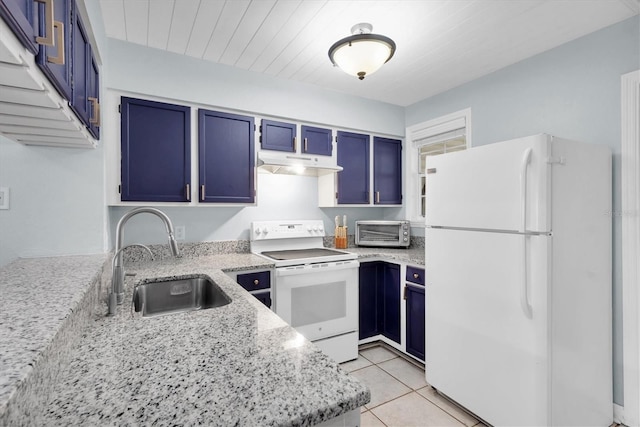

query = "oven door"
[{"left": 274, "top": 260, "right": 359, "bottom": 342}]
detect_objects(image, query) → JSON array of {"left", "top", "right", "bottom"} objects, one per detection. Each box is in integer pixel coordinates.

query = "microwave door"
[{"left": 360, "top": 229, "right": 398, "bottom": 239}]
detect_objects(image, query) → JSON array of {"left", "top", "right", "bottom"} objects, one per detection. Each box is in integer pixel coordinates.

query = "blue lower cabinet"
[
  {"left": 236, "top": 271, "right": 271, "bottom": 308},
  {"left": 359, "top": 262, "right": 381, "bottom": 340},
  {"left": 198, "top": 110, "right": 255, "bottom": 203},
  {"left": 120, "top": 97, "right": 191, "bottom": 202},
  {"left": 381, "top": 263, "right": 401, "bottom": 343},
  {"left": 253, "top": 291, "right": 272, "bottom": 308},
  {"left": 337, "top": 131, "right": 370, "bottom": 204},
  {"left": 405, "top": 283, "right": 425, "bottom": 361},
  {"left": 359, "top": 261, "right": 400, "bottom": 344}
]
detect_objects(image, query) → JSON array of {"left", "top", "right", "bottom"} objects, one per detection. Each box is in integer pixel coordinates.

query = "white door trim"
[{"left": 621, "top": 69, "right": 640, "bottom": 427}]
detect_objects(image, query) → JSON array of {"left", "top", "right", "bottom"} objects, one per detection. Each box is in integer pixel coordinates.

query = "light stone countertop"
[
  {"left": 346, "top": 247, "right": 425, "bottom": 266},
  {"left": 0, "top": 254, "right": 109, "bottom": 419},
  {"left": 1, "top": 253, "right": 370, "bottom": 426},
  {"left": 0, "top": 245, "right": 423, "bottom": 425}
]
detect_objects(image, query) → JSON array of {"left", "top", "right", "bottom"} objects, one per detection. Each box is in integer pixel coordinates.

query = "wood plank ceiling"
[{"left": 98, "top": 0, "right": 639, "bottom": 106}]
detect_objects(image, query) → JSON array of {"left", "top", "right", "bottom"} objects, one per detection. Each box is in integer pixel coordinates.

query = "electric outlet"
[
  {"left": 0, "top": 187, "right": 9, "bottom": 210},
  {"left": 175, "top": 225, "right": 185, "bottom": 241}
]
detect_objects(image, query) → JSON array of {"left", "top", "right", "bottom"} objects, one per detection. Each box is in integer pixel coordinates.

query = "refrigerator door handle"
[
  {"left": 520, "top": 148, "right": 533, "bottom": 319},
  {"left": 519, "top": 148, "right": 532, "bottom": 234},
  {"left": 521, "top": 235, "right": 533, "bottom": 318},
  {"left": 520, "top": 148, "right": 533, "bottom": 318}
]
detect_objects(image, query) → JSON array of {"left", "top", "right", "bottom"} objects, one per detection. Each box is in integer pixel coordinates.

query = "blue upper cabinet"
[
  {"left": 198, "top": 109, "right": 255, "bottom": 204},
  {"left": 35, "top": 0, "right": 71, "bottom": 100},
  {"left": 301, "top": 125, "right": 332, "bottom": 156},
  {"left": 86, "top": 48, "right": 100, "bottom": 139},
  {"left": 69, "top": 1, "right": 99, "bottom": 138},
  {"left": 120, "top": 97, "right": 191, "bottom": 202},
  {"left": 260, "top": 119, "right": 296, "bottom": 152},
  {"left": 0, "top": 0, "right": 41, "bottom": 54},
  {"left": 337, "top": 131, "right": 370, "bottom": 204},
  {"left": 373, "top": 136, "right": 402, "bottom": 205}
]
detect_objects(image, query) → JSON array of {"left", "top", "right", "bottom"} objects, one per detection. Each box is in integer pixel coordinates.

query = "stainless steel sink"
[{"left": 133, "top": 277, "right": 231, "bottom": 318}]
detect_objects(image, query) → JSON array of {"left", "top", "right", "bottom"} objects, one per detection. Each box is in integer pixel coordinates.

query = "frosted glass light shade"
[{"left": 328, "top": 33, "right": 396, "bottom": 80}]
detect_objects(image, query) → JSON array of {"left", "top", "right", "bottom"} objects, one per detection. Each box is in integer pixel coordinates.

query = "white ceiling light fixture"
[{"left": 328, "top": 23, "right": 396, "bottom": 80}]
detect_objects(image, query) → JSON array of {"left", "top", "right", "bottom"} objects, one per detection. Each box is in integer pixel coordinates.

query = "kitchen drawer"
[
  {"left": 406, "top": 266, "right": 425, "bottom": 286},
  {"left": 237, "top": 271, "right": 270, "bottom": 291}
]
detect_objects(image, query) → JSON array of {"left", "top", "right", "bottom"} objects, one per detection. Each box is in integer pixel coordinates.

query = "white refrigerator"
[{"left": 424, "top": 134, "right": 612, "bottom": 426}]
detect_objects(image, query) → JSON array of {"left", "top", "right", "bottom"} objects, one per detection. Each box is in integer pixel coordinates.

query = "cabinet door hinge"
[
  {"left": 403, "top": 285, "right": 407, "bottom": 300},
  {"left": 335, "top": 136, "right": 338, "bottom": 143},
  {"left": 118, "top": 184, "right": 121, "bottom": 194},
  {"left": 335, "top": 191, "right": 338, "bottom": 200},
  {"left": 118, "top": 105, "right": 121, "bottom": 113},
  {"left": 254, "top": 124, "right": 256, "bottom": 132}
]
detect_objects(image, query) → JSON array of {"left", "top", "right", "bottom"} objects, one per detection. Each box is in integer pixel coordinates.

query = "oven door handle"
[{"left": 275, "top": 260, "right": 359, "bottom": 276}]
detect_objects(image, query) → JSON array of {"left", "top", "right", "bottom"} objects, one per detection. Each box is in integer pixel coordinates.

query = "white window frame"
[
  {"left": 620, "top": 69, "right": 640, "bottom": 427},
  {"left": 405, "top": 108, "right": 472, "bottom": 227}
]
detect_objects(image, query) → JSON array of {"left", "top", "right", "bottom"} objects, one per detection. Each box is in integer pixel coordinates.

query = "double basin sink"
[{"left": 133, "top": 277, "right": 231, "bottom": 317}]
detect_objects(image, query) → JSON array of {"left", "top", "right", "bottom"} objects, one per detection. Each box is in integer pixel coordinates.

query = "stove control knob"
[
  {"left": 318, "top": 226, "right": 324, "bottom": 233},
  {"left": 307, "top": 226, "right": 312, "bottom": 232},
  {"left": 313, "top": 226, "right": 319, "bottom": 232},
  {"left": 255, "top": 227, "right": 263, "bottom": 235}
]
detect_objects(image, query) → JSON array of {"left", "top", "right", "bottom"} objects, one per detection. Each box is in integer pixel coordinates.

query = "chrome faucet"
[{"left": 108, "top": 207, "right": 180, "bottom": 315}]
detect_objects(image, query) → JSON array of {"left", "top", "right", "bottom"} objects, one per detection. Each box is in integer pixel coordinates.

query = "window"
[{"left": 406, "top": 109, "right": 471, "bottom": 225}]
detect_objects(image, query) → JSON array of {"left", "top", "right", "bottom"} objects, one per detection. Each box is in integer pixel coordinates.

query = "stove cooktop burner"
[{"left": 261, "top": 248, "right": 348, "bottom": 261}]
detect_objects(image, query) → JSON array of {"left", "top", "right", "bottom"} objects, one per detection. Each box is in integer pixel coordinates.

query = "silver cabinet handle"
[
  {"left": 200, "top": 185, "right": 205, "bottom": 201},
  {"left": 88, "top": 97, "right": 100, "bottom": 126},
  {"left": 35, "top": 0, "right": 55, "bottom": 46},
  {"left": 47, "top": 21, "right": 65, "bottom": 64},
  {"left": 185, "top": 184, "right": 190, "bottom": 201}
]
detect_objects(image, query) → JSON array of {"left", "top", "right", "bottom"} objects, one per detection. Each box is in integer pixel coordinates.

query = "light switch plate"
[
  {"left": 0, "top": 187, "right": 9, "bottom": 210},
  {"left": 175, "top": 225, "right": 185, "bottom": 241}
]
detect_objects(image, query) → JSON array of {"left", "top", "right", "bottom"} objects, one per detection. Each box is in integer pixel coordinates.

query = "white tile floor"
[{"left": 340, "top": 345, "right": 484, "bottom": 427}]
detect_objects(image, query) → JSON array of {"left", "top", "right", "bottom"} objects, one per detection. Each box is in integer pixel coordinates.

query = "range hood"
[{"left": 257, "top": 151, "right": 343, "bottom": 176}]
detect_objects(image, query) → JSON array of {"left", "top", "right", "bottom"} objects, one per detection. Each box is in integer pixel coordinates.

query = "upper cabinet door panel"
[
  {"left": 35, "top": 0, "right": 71, "bottom": 100},
  {"left": 86, "top": 48, "right": 99, "bottom": 139},
  {"left": 261, "top": 119, "right": 296, "bottom": 152},
  {"left": 373, "top": 136, "right": 402, "bottom": 205},
  {"left": 120, "top": 97, "right": 191, "bottom": 202},
  {"left": 0, "top": 0, "right": 40, "bottom": 54},
  {"left": 70, "top": 7, "right": 88, "bottom": 124},
  {"left": 301, "top": 125, "right": 332, "bottom": 156},
  {"left": 337, "top": 131, "right": 370, "bottom": 204},
  {"left": 198, "top": 109, "right": 255, "bottom": 204}
]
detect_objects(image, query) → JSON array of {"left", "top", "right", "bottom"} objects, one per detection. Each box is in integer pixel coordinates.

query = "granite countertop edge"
[{"left": 0, "top": 245, "right": 425, "bottom": 425}]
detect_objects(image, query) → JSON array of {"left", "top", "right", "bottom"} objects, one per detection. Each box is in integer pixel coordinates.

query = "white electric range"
[{"left": 250, "top": 220, "right": 359, "bottom": 363}]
